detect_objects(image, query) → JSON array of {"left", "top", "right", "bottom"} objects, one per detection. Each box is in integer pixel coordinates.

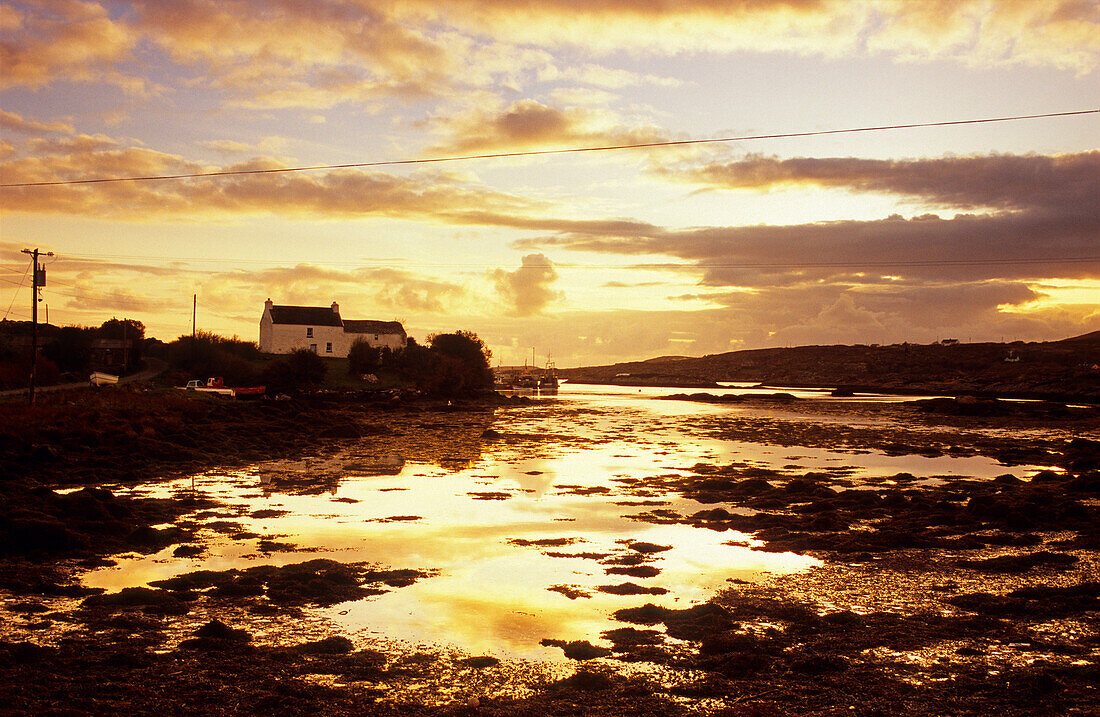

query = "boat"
[
  {"left": 493, "top": 351, "right": 559, "bottom": 393},
  {"left": 89, "top": 371, "right": 119, "bottom": 386},
  {"left": 230, "top": 385, "right": 266, "bottom": 399},
  {"left": 539, "top": 355, "right": 559, "bottom": 391}
]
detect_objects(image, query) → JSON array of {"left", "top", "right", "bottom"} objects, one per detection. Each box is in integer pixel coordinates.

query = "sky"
[{"left": 1, "top": 0, "right": 1098, "bottom": 367}]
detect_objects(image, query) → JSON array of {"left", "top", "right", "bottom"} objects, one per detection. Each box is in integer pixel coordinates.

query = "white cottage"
[{"left": 258, "top": 299, "right": 406, "bottom": 357}]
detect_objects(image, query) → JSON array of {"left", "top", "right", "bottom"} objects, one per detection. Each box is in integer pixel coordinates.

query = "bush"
[
  {"left": 347, "top": 339, "right": 381, "bottom": 376},
  {"left": 161, "top": 332, "right": 263, "bottom": 386},
  {"left": 263, "top": 348, "right": 326, "bottom": 393}
]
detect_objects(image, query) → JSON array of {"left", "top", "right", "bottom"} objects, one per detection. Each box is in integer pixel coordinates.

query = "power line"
[
  {"left": 1, "top": 260, "right": 30, "bottom": 321},
  {"left": 33, "top": 252, "right": 1100, "bottom": 270},
  {"left": 2, "top": 109, "right": 1096, "bottom": 189}
]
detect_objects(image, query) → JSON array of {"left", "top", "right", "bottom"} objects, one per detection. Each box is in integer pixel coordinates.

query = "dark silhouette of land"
[{"left": 563, "top": 332, "right": 1100, "bottom": 401}]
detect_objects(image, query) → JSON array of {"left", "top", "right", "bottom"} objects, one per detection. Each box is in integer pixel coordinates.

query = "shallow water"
[{"left": 81, "top": 384, "right": 1048, "bottom": 661}]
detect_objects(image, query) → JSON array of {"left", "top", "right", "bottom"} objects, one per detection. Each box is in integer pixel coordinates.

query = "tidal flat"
[{"left": 1, "top": 384, "right": 1098, "bottom": 715}]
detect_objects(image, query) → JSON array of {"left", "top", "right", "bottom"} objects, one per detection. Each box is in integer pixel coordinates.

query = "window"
[
  {"left": 309, "top": 343, "right": 317, "bottom": 353},
  {"left": 306, "top": 327, "right": 313, "bottom": 338},
  {"left": 325, "top": 342, "right": 333, "bottom": 353}
]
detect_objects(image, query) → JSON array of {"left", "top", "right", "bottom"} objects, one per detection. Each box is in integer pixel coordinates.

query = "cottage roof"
[
  {"left": 343, "top": 319, "right": 405, "bottom": 336},
  {"left": 268, "top": 305, "right": 342, "bottom": 326}
]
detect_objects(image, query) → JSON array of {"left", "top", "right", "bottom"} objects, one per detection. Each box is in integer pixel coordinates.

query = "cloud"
[
  {"left": 133, "top": 0, "right": 458, "bottom": 107},
  {"left": 528, "top": 210, "right": 1099, "bottom": 285},
  {"left": 202, "top": 263, "right": 468, "bottom": 315},
  {"left": 0, "top": 110, "right": 74, "bottom": 135},
  {"left": 559, "top": 64, "right": 682, "bottom": 90},
  {"left": 866, "top": 0, "right": 1100, "bottom": 74},
  {"left": 602, "top": 280, "right": 666, "bottom": 288},
  {"left": 197, "top": 139, "right": 255, "bottom": 155},
  {"left": 473, "top": 276, "right": 1091, "bottom": 364},
  {"left": 661, "top": 152, "right": 1100, "bottom": 213},
  {"left": 197, "top": 137, "right": 291, "bottom": 157},
  {"left": 29, "top": 133, "right": 119, "bottom": 154},
  {"left": 398, "top": 0, "right": 1100, "bottom": 71},
  {"left": 424, "top": 99, "right": 669, "bottom": 155},
  {"left": 0, "top": 0, "right": 140, "bottom": 89},
  {"left": 2, "top": 0, "right": 1095, "bottom": 108},
  {"left": 0, "top": 141, "right": 547, "bottom": 220},
  {"left": 519, "top": 150, "right": 1100, "bottom": 288},
  {"left": 468, "top": 290, "right": 1095, "bottom": 368},
  {"left": 60, "top": 288, "right": 179, "bottom": 316},
  {"left": 499, "top": 148, "right": 1100, "bottom": 352},
  {"left": 138, "top": 0, "right": 448, "bottom": 78},
  {"left": 491, "top": 253, "right": 562, "bottom": 316}
]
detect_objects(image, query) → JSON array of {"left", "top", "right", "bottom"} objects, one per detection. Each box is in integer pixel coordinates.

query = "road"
[{"left": 0, "top": 358, "right": 168, "bottom": 399}]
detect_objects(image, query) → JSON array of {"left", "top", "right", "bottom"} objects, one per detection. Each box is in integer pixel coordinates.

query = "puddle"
[{"left": 79, "top": 384, "right": 1052, "bottom": 661}]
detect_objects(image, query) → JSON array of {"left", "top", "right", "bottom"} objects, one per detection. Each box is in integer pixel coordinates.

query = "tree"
[
  {"left": 424, "top": 331, "right": 493, "bottom": 396},
  {"left": 98, "top": 318, "right": 145, "bottom": 341},
  {"left": 98, "top": 318, "right": 146, "bottom": 371},
  {"left": 43, "top": 325, "right": 95, "bottom": 375}
]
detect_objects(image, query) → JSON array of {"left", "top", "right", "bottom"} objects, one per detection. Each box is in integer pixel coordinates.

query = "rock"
[
  {"left": 293, "top": 636, "right": 354, "bottom": 654},
  {"left": 193, "top": 619, "right": 251, "bottom": 643},
  {"left": 540, "top": 639, "right": 612, "bottom": 660},
  {"left": 560, "top": 670, "right": 614, "bottom": 691},
  {"left": 628, "top": 541, "right": 673, "bottom": 554}
]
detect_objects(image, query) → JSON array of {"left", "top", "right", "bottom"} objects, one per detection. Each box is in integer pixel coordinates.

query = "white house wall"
[
  {"left": 259, "top": 307, "right": 405, "bottom": 357},
  {"left": 269, "top": 323, "right": 345, "bottom": 356},
  {"left": 340, "top": 332, "right": 406, "bottom": 355}
]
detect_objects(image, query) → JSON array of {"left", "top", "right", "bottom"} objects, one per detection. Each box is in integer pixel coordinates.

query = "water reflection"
[
  {"left": 80, "top": 386, "right": 1045, "bottom": 661},
  {"left": 344, "top": 455, "right": 406, "bottom": 476}
]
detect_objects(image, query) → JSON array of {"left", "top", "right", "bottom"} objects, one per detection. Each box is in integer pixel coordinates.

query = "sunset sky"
[{"left": 2, "top": 0, "right": 1098, "bottom": 367}]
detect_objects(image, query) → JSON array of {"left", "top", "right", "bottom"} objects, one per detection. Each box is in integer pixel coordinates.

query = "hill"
[{"left": 562, "top": 336, "right": 1100, "bottom": 401}]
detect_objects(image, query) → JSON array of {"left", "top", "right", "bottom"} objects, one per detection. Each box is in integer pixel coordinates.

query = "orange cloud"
[
  {"left": 396, "top": 0, "right": 1100, "bottom": 70},
  {"left": 491, "top": 253, "right": 562, "bottom": 315},
  {"left": 0, "top": 0, "right": 137, "bottom": 89},
  {"left": 425, "top": 99, "right": 669, "bottom": 155},
  {"left": 200, "top": 263, "right": 469, "bottom": 315},
  {"left": 4, "top": 0, "right": 1092, "bottom": 106},
  {"left": 0, "top": 140, "right": 547, "bottom": 221},
  {"left": 0, "top": 109, "right": 73, "bottom": 135},
  {"left": 134, "top": 0, "right": 455, "bottom": 106},
  {"left": 29, "top": 133, "right": 119, "bottom": 154},
  {"left": 868, "top": 0, "right": 1100, "bottom": 73}
]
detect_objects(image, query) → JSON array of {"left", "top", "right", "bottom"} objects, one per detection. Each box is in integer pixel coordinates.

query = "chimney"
[
  {"left": 264, "top": 298, "right": 273, "bottom": 311},
  {"left": 331, "top": 301, "right": 340, "bottom": 316}
]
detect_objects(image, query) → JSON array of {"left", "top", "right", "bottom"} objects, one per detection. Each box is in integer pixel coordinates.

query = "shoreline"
[{"left": 561, "top": 378, "right": 1100, "bottom": 405}]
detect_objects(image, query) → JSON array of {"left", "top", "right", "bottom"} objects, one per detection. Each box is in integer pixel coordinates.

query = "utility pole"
[
  {"left": 20, "top": 248, "right": 54, "bottom": 404},
  {"left": 191, "top": 293, "right": 197, "bottom": 365}
]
